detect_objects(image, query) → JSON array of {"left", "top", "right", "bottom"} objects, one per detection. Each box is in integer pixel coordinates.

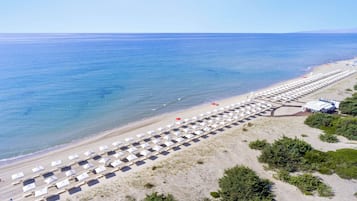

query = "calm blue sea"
[{"left": 1, "top": 33, "right": 357, "bottom": 160}]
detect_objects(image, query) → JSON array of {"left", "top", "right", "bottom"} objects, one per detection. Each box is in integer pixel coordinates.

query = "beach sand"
[{"left": 1, "top": 58, "right": 357, "bottom": 201}]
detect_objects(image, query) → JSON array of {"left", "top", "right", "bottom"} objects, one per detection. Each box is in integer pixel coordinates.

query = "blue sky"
[{"left": 1, "top": 0, "right": 357, "bottom": 33}]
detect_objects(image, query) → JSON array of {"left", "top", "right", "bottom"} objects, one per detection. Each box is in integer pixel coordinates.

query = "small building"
[{"left": 302, "top": 100, "right": 336, "bottom": 113}]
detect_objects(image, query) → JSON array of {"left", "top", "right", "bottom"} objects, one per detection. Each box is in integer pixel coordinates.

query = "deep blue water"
[{"left": 1, "top": 33, "right": 357, "bottom": 160}]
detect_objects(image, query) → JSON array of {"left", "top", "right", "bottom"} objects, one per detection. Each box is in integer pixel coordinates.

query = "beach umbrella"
[
  {"left": 99, "top": 157, "right": 110, "bottom": 164},
  {"left": 82, "top": 163, "right": 94, "bottom": 169},
  {"left": 136, "top": 134, "right": 145, "bottom": 139},
  {"left": 176, "top": 117, "right": 181, "bottom": 121},
  {"left": 84, "top": 150, "right": 94, "bottom": 156},
  {"left": 125, "top": 137, "right": 134, "bottom": 142},
  {"left": 65, "top": 169, "right": 76, "bottom": 177},
  {"left": 34, "top": 187, "right": 47, "bottom": 197},
  {"left": 44, "top": 175, "right": 58, "bottom": 184},
  {"left": 94, "top": 165, "right": 106, "bottom": 174},
  {"left": 113, "top": 152, "right": 124, "bottom": 158},
  {"left": 164, "top": 141, "right": 174, "bottom": 147},
  {"left": 112, "top": 141, "right": 122, "bottom": 147},
  {"left": 126, "top": 154, "right": 138, "bottom": 162},
  {"left": 174, "top": 137, "right": 184, "bottom": 142},
  {"left": 76, "top": 172, "right": 89, "bottom": 181},
  {"left": 163, "top": 135, "right": 171, "bottom": 140},
  {"left": 55, "top": 179, "right": 70, "bottom": 189},
  {"left": 23, "top": 183, "right": 36, "bottom": 192},
  {"left": 140, "top": 150, "right": 150, "bottom": 156},
  {"left": 173, "top": 131, "right": 181, "bottom": 136},
  {"left": 68, "top": 154, "right": 79, "bottom": 160},
  {"left": 175, "top": 121, "right": 182, "bottom": 125},
  {"left": 110, "top": 160, "right": 122, "bottom": 168},
  {"left": 140, "top": 143, "right": 150, "bottom": 149},
  {"left": 152, "top": 139, "right": 161, "bottom": 144},
  {"left": 51, "top": 160, "right": 62, "bottom": 167},
  {"left": 127, "top": 147, "right": 138, "bottom": 153},
  {"left": 99, "top": 145, "right": 108, "bottom": 151},
  {"left": 152, "top": 145, "right": 162, "bottom": 152},
  {"left": 32, "top": 166, "right": 44, "bottom": 173}
]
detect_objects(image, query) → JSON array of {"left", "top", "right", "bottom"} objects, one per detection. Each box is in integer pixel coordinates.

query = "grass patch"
[
  {"left": 346, "top": 88, "right": 352, "bottom": 92},
  {"left": 210, "top": 191, "right": 220, "bottom": 198},
  {"left": 216, "top": 165, "right": 275, "bottom": 201},
  {"left": 242, "top": 128, "right": 248, "bottom": 132},
  {"left": 247, "top": 122, "right": 253, "bottom": 127},
  {"left": 277, "top": 171, "right": 333, "bottom": 197},
  {"left": 339, "top": 93, "right": 357, "bottom": 116},
  {"left": 319, "top": 133, "right": 338, "bottom": 143},
  {"left": 301, "top": 134, "right": 308, "bottom": 137},
  {"left": 249, "top": 139, "right": 269, "bottom": 150}
]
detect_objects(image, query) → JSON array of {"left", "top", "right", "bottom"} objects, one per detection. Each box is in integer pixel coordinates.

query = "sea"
[{"left": 1, "top": 33, "right": 357, "bottom": 161}]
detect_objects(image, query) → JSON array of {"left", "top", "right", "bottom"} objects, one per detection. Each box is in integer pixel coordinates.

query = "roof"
[{"left": 303, "top": 101, "right": 335, "bottom": 111}]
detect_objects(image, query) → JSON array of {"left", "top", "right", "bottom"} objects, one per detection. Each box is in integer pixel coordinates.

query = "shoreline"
[
  {"left": 1, "top": 56, "right": 356, "bottom": 168},
  {"left": 0, "top": 56, "right": 356, "bottom": 200}
]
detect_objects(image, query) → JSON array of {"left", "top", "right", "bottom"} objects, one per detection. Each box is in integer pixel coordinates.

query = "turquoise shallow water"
[{"left": 0, "top": 33, "right": 357, "bottom": 160}]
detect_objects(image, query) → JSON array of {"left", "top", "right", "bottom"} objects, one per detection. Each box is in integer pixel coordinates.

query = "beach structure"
[
  {"left": 302, "top": 100, "right": 336, "bottom": 113},
  {"left": 2, "top": 69, "right": 356, "bottom": 201}
]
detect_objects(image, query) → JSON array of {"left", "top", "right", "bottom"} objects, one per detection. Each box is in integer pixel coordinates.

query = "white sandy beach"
[{"left": 1, "top": 58, "right": 357, "bottom": 201}]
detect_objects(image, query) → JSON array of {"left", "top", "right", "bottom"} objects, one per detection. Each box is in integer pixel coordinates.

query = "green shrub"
[
  {"left": 335, "top": 117, "right": 357, "bottom": 140},
  {"left": 339, "top": 93, "right": 357, "bottom": 116},
  {"left": 249, "top": 140, "right": 269, "bottom": 150},
  {"left": 304, "top": 113, "right": 339, "bottom": 129},
  {"left": 346, "top": 88, "right": 352, "bottom": 92},
  {"left": 258, "top": 137, "right": 312, "bottom": 172},
  {"left": 354, "top": 84, "right": 357, "bottom": 91},
  {"left": 319, "top": 133, "right": 338, "bottom": 143},
  {"left": 210, "top": 192, "right": 220, "bottom": 198},
  {"left": 144, "top": 192, "right": 176, "bottom": 201},
  {"left": 278, "top": 172, "right": 333, "bottom": 197},
  {"left": 218, "top": 166, "right": 274, "bottom": 201}
]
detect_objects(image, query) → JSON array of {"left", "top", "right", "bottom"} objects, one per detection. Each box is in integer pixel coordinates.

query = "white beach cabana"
[
  {"left": 126, "top": 154, "right": 138, "bottom": 162},
  {"left": 99, "top": 145, "right": 108, "bottom": 151},
  {"left": 84, "top": 150, "right": 94, "bottom": 157},
  {"left": 113, "top": 152, "right": 124, "bottom": 158}
]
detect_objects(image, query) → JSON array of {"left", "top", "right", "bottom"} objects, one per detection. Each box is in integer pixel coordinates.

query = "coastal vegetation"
[
  {"left": 248, "top": 139, "right": 269, "bottom": 150},
  {"left": 211, "top": 165, "right": 275, "bottom": 201},
  {"left": 144, "top": 192, "right": 176, "bottom": 201},
  {"left": 339, "top": 93, "right": 357, "bottom": 116},
  {"left": 250, "top": 137, "right": 357, "bottom": 180},
  {"left": 250, "top": 137, "right": 357, "bottom": 197},
  {"left": 277, "top": 171, "right": 333, "bottom": 197},
  {"left": 304, "top": 113, "right": 357, "bottom": 141}
]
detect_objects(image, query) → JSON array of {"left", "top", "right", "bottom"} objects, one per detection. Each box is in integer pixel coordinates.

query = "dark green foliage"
[
  {"left": 249, "top": 140, "right": 269, "bottom": 150},
  {"left": 339, "top": 93, "right": 357, "bottom": 116},
  {"left": 304, "top": 149, "right": 357, "bottom": 179},
  {"left": 346, "top": 88, "right": 352, "bottom": 92},
  {"left": 218, "top": 166, "right": 274, "bottom": 201},
  {"left": 319, "top": 133, "right": 338, "bottom": 143},
  {"left": 277, "top": 172, "right": 333, "bottom": 197},
  {"left": 258, "top": 137, "right": 312, "bottom": 172},
  {"left": 144, "top": 192, "right": 176, "bottom": 201},
  {"left": 210, "top": 192, "right": 220, "bottom": 198},
  {"left": 335, "top": 117, "right": 357, "bottom": 140},
  {"left": 354, "top": 84, "right": 357, "bottom": 91},
  {"left": 304, "top": 113, "right": 339, "bottom": 129}
]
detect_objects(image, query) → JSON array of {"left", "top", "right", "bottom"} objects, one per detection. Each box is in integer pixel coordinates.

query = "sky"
[{"left": 1, "top": 0, "right": 357, "bottom": 33}]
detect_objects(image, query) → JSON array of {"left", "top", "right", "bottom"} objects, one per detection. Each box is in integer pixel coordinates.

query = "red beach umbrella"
[{"left": 176, "top": 117, "right": 181, "bottom": 121}]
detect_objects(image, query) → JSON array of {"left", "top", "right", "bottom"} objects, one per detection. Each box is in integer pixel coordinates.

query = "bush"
[
  {"left": 346, "top": 88, "right": 352, "bottom": 92},
  {"left": 277, "top": 172, "right": 333, "bottom": 197},
  {"left": 144, "top": 192, "right": 176, "bottom": 201},
  {"left": 218, "top": 166, "right": 274, "bottom": 201},
  {"left": 319, "top": 133, "right": 338, "bottom": 143},
  {"left": 335, "top": 117, "right": 357, "bottom": 140},
  {"left": 249, "top": 140, "right": 269, "bottom": 150},
  {"left": 258, "top": 137, "right": 312, "bottom": 172},
  {"left": 339, "top": 93, "right": 357, "bottom": 116},
  {"left": 354, "top": 84, "right": 357, "bottom": 91},
  {"left": 304, "top": 113, "right": 339, "bottom": 129},
  {"left": 144, "top": 183, "right": 155, "bottom": 189}
]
